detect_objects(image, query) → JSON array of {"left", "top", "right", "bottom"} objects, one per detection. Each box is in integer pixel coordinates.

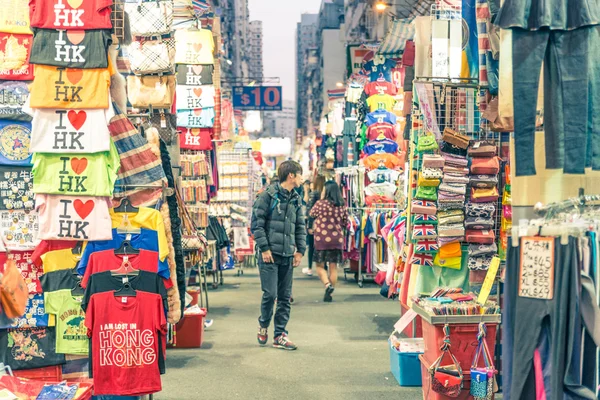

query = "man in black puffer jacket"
[{"left": 251, "top": 160, "right": 306, "bottom": 351}]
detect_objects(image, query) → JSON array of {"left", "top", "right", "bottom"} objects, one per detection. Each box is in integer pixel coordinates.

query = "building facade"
[
  {"left": 264, "top": 100, "right": 296, "bottom": 144},
  {"left": 295, "top": 13, "right": 318, "bottom": 135},
  {"left": 248, "top": 20, "right": 264, "bottom": 81}
]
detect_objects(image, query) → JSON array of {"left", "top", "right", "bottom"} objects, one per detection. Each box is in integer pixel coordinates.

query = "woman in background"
[
  {"left": 309, "top": 181, "right": 348, "bottom": 302},
  {"left": 303, "top": 174, "right": 326, "bottom": 276}
]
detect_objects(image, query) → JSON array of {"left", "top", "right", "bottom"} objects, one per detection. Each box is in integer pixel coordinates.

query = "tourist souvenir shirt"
[
  {"left": 40, "top": 248, "right": 82, "bottom": 272},
  {"left": 0, "top": 210, "right": 39, "bottom": 250},
  {"left": 176, "top": 64, "right": 213, "bottom": 85},
  {"left": 364, "top": 57, "right": 396, "bottom": 82},
  {"left": 29, "top": 61, "right": 114, "bottom": 109},
  {"left": 365, "top": 109, "right": 397, "bottom": 127},
  {"left": 30, "top": 29, "right": 112, "bottom": 69},
  {"left": 44, "top": 289, "right": 87, "bottom": 354},
  {"left": 82, "top": 249, "right": 170, "bottom": 288},
  {"left": 0, "top": 0, "right": 30, "bottom": 34},
  {"left": 31, "top": 141, "right": 120, "bottom": 196},
  {"left": 365, "top": 182, "right": 398, "bottom": 198},
  {"left": 35, "top": 194, "right": 112, "bottom": 241},
  {"left": 0, "top": 82, "right": 31, "bottom": 121},
  {"left": 29, "top": 0, "right": 113, "bottom": 30},
  {"left": 24, "top": 99, "right": 114, "bottom": 153},
  {"left": 85, "top": 291, "right": 165, "bottom": 395},
  {"left": 0, "top": 33, "right": 34, "bottom": 80},
  {"left": 0, "top": 166, "right": 34, "bottom": 210},
  {"left": 362, "top": 153, "right": 403, "bottom": 170},
  {"left": 367, "top": 94, "right": 396, "bottom": 112},
  {"left": 0, "top": 250, "right": 42, "bottom": 293},
  {"left": 176, "top": 108, "right": 215, "bottom": 128},
  {"left": 367, "top": 168, "right": 402, "bottom": 184},
  {"left": 0, "top": 327, "right": 66, "bottom": 370},
  {"left": 109, "top": 208, "right": 169, "bottom": 262},
  {"left": 31, "top": 240, "right": 79, "bottom": 267},
  {"left": 174, "top": 29, "right": 215, "bottom": 64},
  {"left": 0, "top": 121, "right": 32, "bottom": 165},
  {"left": 362, "top": 138, "right": 399, "bottom": 156},
  {"left": 175, "top": 85, "right": 215, "bottom": 110},
  {"left": 178, "top": 127, "right": 213, "bottom": 150},
  {"left": 364, "top": 81, "right": 398, "bottom": 97},
  {"left": 367, "top": 123, "right": 396, "bottom": 141}
]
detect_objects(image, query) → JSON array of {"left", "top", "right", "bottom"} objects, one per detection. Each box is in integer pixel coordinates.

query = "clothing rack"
[{"left": 534, "top": 194, "right": 600, "bottom": 219}]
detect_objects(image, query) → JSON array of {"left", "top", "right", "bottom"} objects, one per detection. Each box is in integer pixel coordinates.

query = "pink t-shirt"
[{"left": 35, "top": 194, "right": 112, "bottom": 241}]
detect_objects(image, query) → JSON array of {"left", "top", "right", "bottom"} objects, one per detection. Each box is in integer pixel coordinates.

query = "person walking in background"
[
  {"left": 309, "top": 181, "right": 348, "bottom": 302},
  {"left": 250, "top": 160, "right": 306, "bottom": 350},
  {"left": 303, "top": 174, "right": 326, "bottom": 276}
]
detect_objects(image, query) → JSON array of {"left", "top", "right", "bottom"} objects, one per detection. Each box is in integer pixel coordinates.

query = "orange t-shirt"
[{"left": 362, "top": 153, "right": 403, "bottom": 171}]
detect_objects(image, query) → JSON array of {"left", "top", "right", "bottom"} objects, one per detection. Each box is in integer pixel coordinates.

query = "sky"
[{"left": 248, "top": 0, "right": 323, "bottom": 103}]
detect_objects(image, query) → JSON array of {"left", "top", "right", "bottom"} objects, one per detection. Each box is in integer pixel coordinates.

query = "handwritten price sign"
[{"left": 518, "top": 237, "right": 554, "bottom": 300}]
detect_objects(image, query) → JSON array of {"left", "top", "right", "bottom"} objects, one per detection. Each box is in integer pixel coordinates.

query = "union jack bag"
[
  {"left": 412, "top": 213, "right": 438, "bottom": 225},
  {"left": 410, "top": 252, "right": 434, "bottom": 266},
  {"left": 411, "top": 199, "right": 437, "bottom": 215},
  {"left": 412, "top": 224, "right": 437, "bottom": 240},
  {"left": 414, "top": 240, "right": 439, "bottom": 254}
]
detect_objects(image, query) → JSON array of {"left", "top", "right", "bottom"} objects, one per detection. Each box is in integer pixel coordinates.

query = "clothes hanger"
[
  {"left": 111, "top": 255, "right": 140, "bottom": 276},
  {"left": 113, "top": 280, "right": 137, "bottom": 297},
  {"left": 114, "top": 239, "right": 140, "bottom": 256},
  {"left": 71, "top": 241, "right": 83, "bottom": 256},
  {"left": 114, "top": 197, "right": 139, "bottom": 214}
]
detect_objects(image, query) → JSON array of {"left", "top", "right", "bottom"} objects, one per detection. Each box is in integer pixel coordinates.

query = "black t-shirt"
[
  {"left": 40, "top": 269, "right": 81, "bottom": 293},
  {"left": 0, "top": 327, "right": 66, "bottom": 370}
]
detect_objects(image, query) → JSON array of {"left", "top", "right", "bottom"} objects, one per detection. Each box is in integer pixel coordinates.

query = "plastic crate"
[
  {"left": 388, "top": 339, "right": 423, "bottom": 386},
  {"left": 422, "top": 321, "right": 497, "bottom": 372},
  {"left": 13, "top": 365, "right": 62, "bottom": 381},
  {"left": 173, "top": 309, "right": 206, "bottom": 348}
]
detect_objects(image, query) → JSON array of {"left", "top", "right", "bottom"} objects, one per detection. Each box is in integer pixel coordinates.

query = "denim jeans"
[
  {"left": 307, "top": 234, "right": 314, "bottom": 270},
  {"left": 258, "top": 255, "right": 294, "bottom": 337},
  {"left": 512, "top": 27, "right": 594, "bottom": 176}
]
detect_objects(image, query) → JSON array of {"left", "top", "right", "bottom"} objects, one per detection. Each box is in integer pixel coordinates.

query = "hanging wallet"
[
  {"left": 422, "top": 167, "right": 444, "bottom": 179},
  {"left": 442, "top": 127, "right": 470, "bottom": 149},
  {"left": 471, "top": 157, "right": 500, "bottom": 175},
  {"left": 438, "top": 236, "right": 464, "bottom": 246},
  {"left": 438, "top": 224, "right": 465, "bottom": 237},
  {"left": 411, "top": 200, "right": 437, "bottom": 215},
  {"left": 466, "top": 202, "right": 496, "bottom": 218},
  {"left": 442, "top": 153, "right": 469, "bottom": 168},
  {"left": 470, "top": 175, "right": 499, "bottom": 188},
  {"left": 434, "top": 253, "right": 462, "bottom": 270},
  {"left": 444, "top": 165, "right": 470, "bottom": 175},
  {"left": 439, "top": 214, "right": 465, "bottom": 226},
  {"left": 439, "top": 242, "right": 462, "bottom": 258},
  {"left": 417, "top": 134, "right": 439, "bottom": 152},
  {"left": 443, "top": 173, "right": 470, "bottom": 185},
  {"left": 422, "top": 154, "right": 445, "bottom": 168},
  {"left": 468, "top": 141, "right": 497, "bottom": 158},
  {"left": 412, "top": 224, "right": 437, "bottom": 240},
  {"left": 412, "top": 214, "right": 438, "bottom": 225},
  {"left": 418, "top": 173, "right": 441, "bottom": 187},
  {"left": 465, "top": 217, "right": 494, "bottom": 230},
  {"left": 415, "top": 186, "right": 438, "bottom": 201},
  {"left": 468, "top": 243, "right": 498, "bottom": 257},
  {"left": 415, "top": 239, "right": 439, "bottom": 254},
  {"left": 466, "top": 230, "right": 496, "bottom": 244},
  {"left": 471, "top": 187, "right": 499, "bottom": 203},
  {"left": 439, "top": 183, "right": 467, "bottom": 195},
  {"left": 440, "top": 141, "right": 468, "bottom": 157}
]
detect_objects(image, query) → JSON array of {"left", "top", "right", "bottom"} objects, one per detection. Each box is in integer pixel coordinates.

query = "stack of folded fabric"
[{"left": 465, "top": 140, "right": 500, "bottom": 264}]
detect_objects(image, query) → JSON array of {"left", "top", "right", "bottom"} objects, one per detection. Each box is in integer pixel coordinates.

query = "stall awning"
[{"left": 377, "top": 18, "right": 415, "bottom": 57}]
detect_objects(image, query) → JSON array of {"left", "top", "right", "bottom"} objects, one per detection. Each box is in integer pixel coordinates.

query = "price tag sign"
[
  {"left": 232, "top": 86, "right": 283, "bottom": 111},
  {"left": 518, "top": 237, "right": 554, "bottom": 300},
  {"left": 477, "top": 256, "right": 501, "bottom": 306}
]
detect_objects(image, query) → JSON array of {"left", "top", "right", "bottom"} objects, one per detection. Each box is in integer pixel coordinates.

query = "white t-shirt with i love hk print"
[
  {"left": 23, "top": 96, "right": 114, "bottom": 154},
  {"left": 175, "top": 85, "right": 215, "bottom": 111},
  {"left": 35, "top": 194, "right": 112, "bottom": 241}
]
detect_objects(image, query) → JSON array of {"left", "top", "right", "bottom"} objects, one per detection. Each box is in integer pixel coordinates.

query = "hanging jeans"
[
  {"left": 503, "top": 237, "right": 596, "bottom": 400},
  {"left": 512, "top": 26, "right": 595, "bottom": 176}
]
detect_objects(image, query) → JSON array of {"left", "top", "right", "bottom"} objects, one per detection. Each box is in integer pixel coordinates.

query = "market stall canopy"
[{"left": 377, "top": 18, "right": 415, "bottom": 57}]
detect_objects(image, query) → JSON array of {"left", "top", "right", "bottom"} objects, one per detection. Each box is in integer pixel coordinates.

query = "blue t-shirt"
[
  {"left": 176, "top": 108, "right": 215, "bottom": 128},
  {"left": 78, "top": 228, "right": 169, "bottom": 278},
  {"left": 0, "top": 120, "right": 32, "bottom": 166},
  {"left": 362, "top": 138, "right": 399, "bottom": 156},
  {"left": 365, "top": 110, "right": 397, "bottom": 127},
  {"left": 364, "top": 58, "right": 397, "bottom": 83}
]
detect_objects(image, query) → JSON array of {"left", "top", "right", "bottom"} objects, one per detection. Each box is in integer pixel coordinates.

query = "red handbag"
[
  {"left": 178, "top": 127, "right": 213, "bottom": 150},
  {"left": 470, "top": 157, "right": 500, "bottom": 175},
  {"left": 466, "top": 230, "right": 496, "bottom": 244},
  {"left": 429, "top": 324, "right": 464, "bottom": 398}
]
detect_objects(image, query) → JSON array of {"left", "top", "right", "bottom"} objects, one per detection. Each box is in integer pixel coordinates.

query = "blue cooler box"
[{"left": 388, "top": 338, "right": 423, "bottom": 386}]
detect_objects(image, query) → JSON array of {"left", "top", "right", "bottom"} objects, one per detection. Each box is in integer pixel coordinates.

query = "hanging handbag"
[
  {"left": 468, "top": 141, "right": 497, "bottom": 158},
  {"left": 415, "top": 186, "right": 438, "bottom": 201},
  {"left": 470, "top": 323, "right": 497, "bottom": 399},
  {"left": 471, "top": 187, "right": 500, "bottom": 203},
  {"left": 466, "top": 202, "right": 496, "bottom": 218},
  {"left": 440, "top": 141, "right": 468, "bottom": 157},
  {"left": 127, "top": 75, "right": 175, "bottom": 109},
  {"left": 417, "top": 134, "right": 439, "bottom": 152},
  {"left": 418, "top": 173, "right": 440, "bottom": 187},
  {"left": 422, "top": 167, "right": 444, "bottom": 179},
  {"left": 124, "top": 0, "right": 174, "bottom": 36},
  {"left": 470, "top": 175, "right": 499, "bottom": 189},
  {"left": 466, "top": 229, "right": 496, "bottom": 244},
  {"left": 481, "top": 96, "right": 514, "bottom": 133},
  {"left": 429, "top": 325, "right": 464, "bottom": 397},
  {"left": 442, "top": 127, "right": 470, "bottom": 149},
  {"left": 422, "top": 154, "right": 445, "bottom": 168},
  {"left": 434, "top": 253, "right": 462, "bottom": 270},
  {"left": 128, "top": 36, "right": 176, "bottom": 75},
  {"left": 471, "top": 157, "right": 500, "bottom": 175},
  {"left": 0, "top": 255, "right": 28, "bottom": 319},
  {"left": 411, "top": 200, "right": 437, "bottom": 215}
]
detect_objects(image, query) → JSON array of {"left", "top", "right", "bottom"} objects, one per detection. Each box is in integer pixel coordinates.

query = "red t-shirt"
[
  {"left": 85, "top": 290, "right": 166, "bottom": 396},
  {"left": 29, "top": 0, "right": 113, "bottom": 30},
  {"left": 364, "top": 81, "right": 398, "bottom": 97},
  {"left": 31, "top": 240, "right": 78, "bottom": 267},
  {"left": 83, "top": 249, "right": 172, "bottom": 290},
  {"left": 367, "top": 123, "right": 396, "bottom": 141}
]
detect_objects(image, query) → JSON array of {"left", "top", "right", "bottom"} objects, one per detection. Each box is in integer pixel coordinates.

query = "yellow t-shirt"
[
  {"left": 175, "top": 29, "right": 215, "bottom": 65},
  {"left": 29, "top": 60, "right": 114, "bottom": 109},
  {"left": 110, "top": 207, "right": 169, "bottom": 262},
  {"left": 0, "top": 0, "right": 30, "bottom": 34},
  {"left": 367, "top": 94, "right": 396, "bottom": 112},
  {"left": 41, "top": 247, "right": 85, "bottom": 273}
]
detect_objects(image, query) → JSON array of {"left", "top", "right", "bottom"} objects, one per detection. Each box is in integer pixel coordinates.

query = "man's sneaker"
[
  {"left": 257, "top": 327, "right": 268, "bottom": 346},
  {"left": 324, "top": 285, "right": 335, "bottom": 302},
  {"left": 204, "top": 319, "right": 214, "bottom": 329},
  {"left": 302, "top": 267, "right": 313, "bottom": 276},
  {"left": 273, "top": 334, "right": 297, "bottom": 350}
]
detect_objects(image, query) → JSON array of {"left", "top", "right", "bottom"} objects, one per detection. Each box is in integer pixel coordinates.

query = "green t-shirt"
[
  {"left": 43, "top": 289, "right": 88, "bottom": 355},
  {"left": 32, "top": 140, "right": 120, "bottom": 197}
]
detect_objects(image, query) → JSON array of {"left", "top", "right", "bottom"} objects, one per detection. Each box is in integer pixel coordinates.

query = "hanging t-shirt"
[
  {"left": 178, "top": 127, "right": 213, "bottom": 151},
  {"left": 365, "top": 181, "right": 398, "bottom": 198},
  {"left": 40, "top": 268, "right": 81, "bottom": 293},
  {"left": 175, "top": 85, "right": 215, "bottom": 110},
  {"left": 0, "top": 210, "right": 39, "bottom": 250},
  {"left": 364, "top": 81, "right": 398, "bottom": 97},
  {"left": 368, "top": 168, "right": 401, "bottom": 184},
  {"left": 109, "top": 208, "right": 169, "bottom": 262},
  {"left": 367, "top": 123, "right": 396, "bottom": 141},
  {"left": 0, "top": 120, "right": 31, "bottom": 165},
  {"left": 35, "top": 194, "right": 113, "bottom": 241},
  {"left": 362, "top": 153, "right": 403, "bottom": 171},
  {"left": 362, "top": 138, "right": 399, "bottom": 156},
  {"left": 0, "top": 327, "right": 66, "bottom": 370},
  {"left": 29, "top": 62, "right": 114, "bottom": 109},
  {"left": 31, "top": 240, "right": 79, "bottom": 267},
  {"left": 0, "top": 33, "right": 33, "bottom": 80},
  {"left": 365, "top": 109, "right": 397, "bottom": 127},
  {"left": 30, "top": 29, "right": 112, "bottom": 69},
  {"left": 31, "top": 141, "right": 120, "bottom": 196},
  {"left": 364, "top": 58, "right": 396, "bottom": 82},
  {"left": 24, "top": 100, "right": 114, "bottom": 153},
  {"left": 176, "top": 64, "right": 214, "bottom": 85},
  {"left": 0, "top": 82, "right": 31, "bottom": 121},
  {"left": 44, "top": 290, "right": 87, "bottom": 354},
  {"left": 0, "top": 293, "right": 48, "bottom": 328},
  {"left": 78, "top": 228, "right": 168, "bottom": 274},
  {"left": 0, "top": 165, "right": 34, "bottom": 210},
  {"left": 0, "top": 0, "right": 30, "bottom": 34},
  {"left": 176, "top": 108, "right": 215, "bottom": 128},
  {"left": 174, "top": 29, "right": 215, "bottom": 65},
  {"left": 0, "top": 250, "right": 41, "bottom": 293},
  {"left": 29, "top": 0, "right": 113, "bottom": 30},
  {"left": 345, "top": 84, "right": 363, "bottom": 103},
  {"left": 40, "top": 248, "right": 81, "bottom": 273},
  {"left": 85, "top": 291, "right": 166, "bottom": 396},
  {"left": 366, "top": 94, "right": 395, "bottom": 112}
]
